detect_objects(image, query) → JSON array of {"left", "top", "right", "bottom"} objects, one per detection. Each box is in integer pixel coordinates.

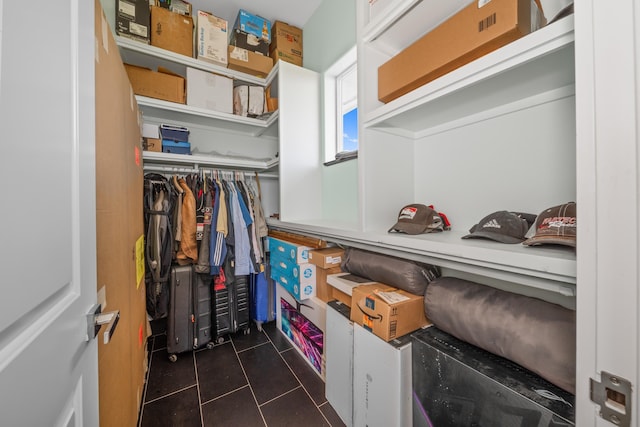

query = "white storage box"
[{"left": 186, "top": 67, "right": 233, "bottom": 113}]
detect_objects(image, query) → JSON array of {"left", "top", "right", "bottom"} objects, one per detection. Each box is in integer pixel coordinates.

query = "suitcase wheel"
[
  {"left": 216, "top": 337, "right": 225, "bottom": 345},
  {"left": 168, "top": 354, "right": 178, "bottom": 363},
  {"left": 206, "top": 342, "right": 215, "bottom": 350},
  {"left": 243, "top": 328, "right": 250, "bottom": 336}
]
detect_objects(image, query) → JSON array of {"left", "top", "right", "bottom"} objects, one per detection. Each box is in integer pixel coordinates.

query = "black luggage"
[
  {"left": 167, "top": 265, "right": 214, "bottom": 362},
  {"left": 212, "top": 267, "right": 251, "bottom": 343}
]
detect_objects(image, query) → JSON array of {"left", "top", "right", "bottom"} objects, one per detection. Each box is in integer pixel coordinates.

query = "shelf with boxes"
[{"left": 360, "top": 1, "right": 575, "bottom": 135}]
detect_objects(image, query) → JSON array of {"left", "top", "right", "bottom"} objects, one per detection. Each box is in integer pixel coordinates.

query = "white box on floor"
[
  {"left": 325, "top": 301, "right": 354, "bottom": 427},
  {"left": 186, "top": 67, "right": 233, "bottom": 113},
  {"left": 353, "top": 323, "right": 413, "bottom": 427}
]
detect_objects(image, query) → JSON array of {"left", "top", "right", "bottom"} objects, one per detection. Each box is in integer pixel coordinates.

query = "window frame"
[{"left": 323, "top": 46, "right": 358, "bottom": 164}]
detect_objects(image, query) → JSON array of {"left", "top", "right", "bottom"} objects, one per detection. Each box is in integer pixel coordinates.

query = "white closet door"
[
  {"left": 575, "top": 0, "right": 640, "bottom": 425},
  {"left": 0, "top": 0, "right": 99, "bottom": 425}
]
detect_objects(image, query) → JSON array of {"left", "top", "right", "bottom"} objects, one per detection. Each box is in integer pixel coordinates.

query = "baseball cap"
[
  {"left": 462, "top": 211, "right": 535, "bottom": 244},
  {"left": 388, "top": 204, "right": 445, "bottom": 235},
  {"left": 523, "top": 202, "right": 576, "bottom": 247}
]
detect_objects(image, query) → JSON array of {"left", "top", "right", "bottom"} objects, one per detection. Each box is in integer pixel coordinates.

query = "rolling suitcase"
[
  {"left": 212, "top": 267, "right": 251, "bottom": 343},
  {"left": 167, "top": 265, "right": 214, "bottom": 362}
]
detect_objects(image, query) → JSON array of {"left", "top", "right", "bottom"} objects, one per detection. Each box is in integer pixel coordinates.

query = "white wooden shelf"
[
  {"left": 267, "top": 219, "right": 576, "bottom": 296},
  {"left": 116, "top": 36, "right": 279, "bottom": 87},
  {"left": 136, "top": 95, "right": 279, "bottom": 138},
  {"left": 363, "top": 15, "right": 575, "bottom": 137},
  {"left": 143, "top": 151, "right": 279, "bottom": 171}
]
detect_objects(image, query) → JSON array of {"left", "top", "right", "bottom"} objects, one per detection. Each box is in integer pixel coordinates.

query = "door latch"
[
  {"left": 591, "top": 371, "right": 632, "bottom": 426},
  {"left": 86, "top": 304, "right": 120, "bottom": 344}
]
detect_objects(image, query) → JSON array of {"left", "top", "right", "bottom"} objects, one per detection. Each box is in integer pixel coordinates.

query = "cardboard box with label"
[
  {"left": 124, "top": 64, "right": 186, "bottom": 104},
  {"left": 270, "top": 21, "right": 303, "bottom": 59},
  {"left": 196, "top": 10, "right": 228, "bottom": 67},
  {"left": 378, "top": 0, "right": 542, "bottom": 103},
  {"left": 230, "top": 29, "right": 270, "bottom": 56},
  {"left": 117, "top": 0, "right": 150, "bottom": 43},
  {"left": 186, "top": 67, "right": 233, "bottom": 113},
  {"left": 350, "top": 283, "right": 429, "bottom": 341},
  {"left": 228, "top": 46, "right": 274, "bottom": 78},
  {"left": 270, "top": 48, "right": 303, "bottom": 67},
  {"left": 150, "top": 6, "right": 194, "bottom": 57},
  {"left": 308, "top": 247, "right": 344, "bottom": 269},
  {"left": 233, "top": 9, "right": 271, "bottom": 43}
]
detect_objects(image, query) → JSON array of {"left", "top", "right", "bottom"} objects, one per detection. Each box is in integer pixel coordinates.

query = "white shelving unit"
[
  {"left": 271, "top": 1, "right": 578, "bottom": 304},
  {"left": 116, "top": 36, "right": 281, "bottom": 173}
]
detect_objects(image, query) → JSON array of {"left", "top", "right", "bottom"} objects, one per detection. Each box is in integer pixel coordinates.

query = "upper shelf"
[
  {"left": 363, "top": 15, "right": 575, "bottom": 138},
  {"left": 116, "top": 36, "right": 279, "bottom": 87}
]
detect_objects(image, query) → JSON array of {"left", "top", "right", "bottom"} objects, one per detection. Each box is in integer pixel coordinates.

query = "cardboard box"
[
  {"left": 124, "top": 64, "right": 186, "bottom": 104},
  {"left": 230, "top": 29, "right": 270, "bottom": 56},
  {"left": 196, "top": 10, "right": 228, "bottom": 67},
  {"left": 316, "top": 266, "right": 343, "bottom": 303},
  {"left": 266, "top": 84, "right": 278, "bottom": 112},
  {"left": 228, "top": 46, "right": 274, "bottom": 78},
  {"left": 233, "top": 85, "right": 265, "bottom": 117},
  {"left": 332, "top": 286, "right": 352, "bottom": 307},
  {"left": 150, "top": 6, "right": 193, "bottom": 57},
  {"left": 270, "top": 21, "right": 302, "bottom": 58},
  {"left": 350, "top": 283, "right": 429, "bottom": 341},
  {"left": 378, "top": 0, "right": 540, "bottom": 103},
  {"left": 308, "top": 247, "right": 344, "bottom": 269},
  {"left": 233, "top": 9, "right": 271, "bottom": 43},
  {"left": 270, "top": 48, "right": 303, "bottom": 67},
  {"left": 143, "top": 137, "right": 162, "bottom": 152},
  {"left": 116, "top": 0, "right": 150, "bottom": 43},
  {"left": 186, "top": 67, "right": 233, "bottom": 113}
]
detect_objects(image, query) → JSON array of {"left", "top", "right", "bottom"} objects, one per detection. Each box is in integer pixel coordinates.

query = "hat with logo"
[
  {"left": 523, "top": 202, "right": 576, "bottom": 247},
  {"left": 462, "top": 211, "right": 535, "bottom": 244},
  {"left": 388, "top": 204, "right": 445, "bottom": 235}
]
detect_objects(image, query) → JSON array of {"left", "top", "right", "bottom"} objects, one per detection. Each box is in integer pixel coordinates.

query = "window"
[{"left": 324, "top": 46, "right": 358, "bottom": 164}]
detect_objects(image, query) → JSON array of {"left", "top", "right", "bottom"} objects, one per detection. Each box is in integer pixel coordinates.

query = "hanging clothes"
[{"left": 175, "top": 177, "right": 198, "bottom": 264}]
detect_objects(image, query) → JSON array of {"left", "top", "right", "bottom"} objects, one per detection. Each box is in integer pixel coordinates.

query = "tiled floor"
[{"left": 138, "top": 320, "right": 346, "bottom": 427}]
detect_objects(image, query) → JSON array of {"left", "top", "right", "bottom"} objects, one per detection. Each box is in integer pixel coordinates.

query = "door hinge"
[{"left": 590, "top": 371, "right": 632, "bottom": 426}]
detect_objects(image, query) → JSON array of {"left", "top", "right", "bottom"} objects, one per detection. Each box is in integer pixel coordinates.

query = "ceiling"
[{"left": 186, "top": 0, "right": 323, "bottom": 29}]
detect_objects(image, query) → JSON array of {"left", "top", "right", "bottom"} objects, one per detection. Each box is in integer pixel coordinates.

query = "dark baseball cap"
[
  {"left": 523, "top": 202, "right": 576, "bottom": 247},
  {"left": 388, "top": 204, "right": 444, "bottom": 235},
  {"left": 462, "top": 211, "right": 535, "bottom": 244}
]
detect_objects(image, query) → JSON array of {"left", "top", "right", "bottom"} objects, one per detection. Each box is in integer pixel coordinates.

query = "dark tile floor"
[{"left": 138, "top": 320, "right": 346, "bottom": 427}]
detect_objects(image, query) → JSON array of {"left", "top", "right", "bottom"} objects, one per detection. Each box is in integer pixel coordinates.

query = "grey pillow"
[
  {"left": 424, "top": 277, "right": 576, "bottom": 394},
  {"left": 340, "top": 248, "right": 440, "bottom": 295}
]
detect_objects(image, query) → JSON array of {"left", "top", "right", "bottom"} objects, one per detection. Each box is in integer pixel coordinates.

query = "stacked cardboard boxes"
[
  {"left": 269, "top": 20, "right": 303, "bottom": 67},
  {"left": 308, "top": 247, "right": 344, "bottom": 303},
  {"left": 228, "top": 9, "right": 274, "bottom": 77}
]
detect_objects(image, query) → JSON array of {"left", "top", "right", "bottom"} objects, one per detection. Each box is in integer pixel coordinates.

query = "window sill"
[{"left": 324, "top": 151, "right": 358, "bottom": 166}]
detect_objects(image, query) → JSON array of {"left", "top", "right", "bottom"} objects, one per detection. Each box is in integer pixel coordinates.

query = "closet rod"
[{"left": 143, "top": 164, "right": 279, "bottom": 179}]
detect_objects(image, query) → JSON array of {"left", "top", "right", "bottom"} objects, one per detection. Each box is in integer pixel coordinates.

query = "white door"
[
  {"left": 0, "top": 1, "right": 99, "bottom": 426},
  {"left": 575, "top": 1, "right": 640, "bottom": 425}
]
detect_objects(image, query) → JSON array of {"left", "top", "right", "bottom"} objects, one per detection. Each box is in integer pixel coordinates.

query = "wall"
[{"left": 303, "top": 0, "right": 359, "bottom": 226}]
